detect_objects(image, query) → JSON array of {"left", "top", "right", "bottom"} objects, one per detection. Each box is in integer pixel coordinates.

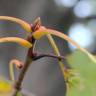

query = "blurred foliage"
[
  {"left": 0, "top": 77, "right": 34, "bottom": 96},
  {"left": 67, "top": 49, "right": 96, "bottom": 96}
]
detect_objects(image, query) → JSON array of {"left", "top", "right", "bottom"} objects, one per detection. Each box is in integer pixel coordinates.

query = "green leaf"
[
  {"left": 0, "top": 77, "right": 14, "bottom": 96},
  {"left": 67, "top": 49, "right": 96, "bottom": 96},
  {"left": 0, "top": 76, "right": 34, "bottom": 96}
]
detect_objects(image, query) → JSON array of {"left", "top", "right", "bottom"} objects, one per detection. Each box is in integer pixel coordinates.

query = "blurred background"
[{"left": 0, "top": 0, "right": 96, "bottom": 96}]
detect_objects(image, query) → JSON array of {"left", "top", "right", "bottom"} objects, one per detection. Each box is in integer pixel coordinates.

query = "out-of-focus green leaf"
[
  {"left": 0, "top": 76, "right": 34, "bottom": 96},
  {"left": 0, "top": 76, "right": 21, "bottom": 96},
  {"left": 67, "top": 49, "right": 96, "bottom": 96},
  {"left": 0, "top": 77, "right": 12, "bottom": 93}
]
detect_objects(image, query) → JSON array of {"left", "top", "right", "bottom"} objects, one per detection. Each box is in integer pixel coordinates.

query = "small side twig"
[
  {"left": 32, "top": 52, "right": 66, "bottom": 61},
  {"left": 9, "top": 59, "right": 24, "bottom": 81}
]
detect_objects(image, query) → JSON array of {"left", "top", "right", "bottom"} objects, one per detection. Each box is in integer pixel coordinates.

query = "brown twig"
[
  {"left": 32, "top": 52, "right": 66, "bottom": 61},
  {"left": 12, "top": 46, "right": 35, "bottom": 96},
  {"left": 12, "top": 56, "right": 32, "bottom": 96},
  {"left": 12, "top": 37, "right": 35, "bottom": 96},
  {"left": 12, "top": 17, "right": 41, "bottom": 96}
]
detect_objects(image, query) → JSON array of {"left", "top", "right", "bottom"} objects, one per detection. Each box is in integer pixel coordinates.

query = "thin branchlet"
[
  {"left": 32, "top": 52, "right": 66, "bottom": 60},
  {"left": 9, "top": 59, "right": 24, "bottom": 81}
]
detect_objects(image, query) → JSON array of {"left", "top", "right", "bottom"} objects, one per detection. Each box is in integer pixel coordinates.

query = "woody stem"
[{"left": 12, "top": 36, "right": 35, "bottom": 96}]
